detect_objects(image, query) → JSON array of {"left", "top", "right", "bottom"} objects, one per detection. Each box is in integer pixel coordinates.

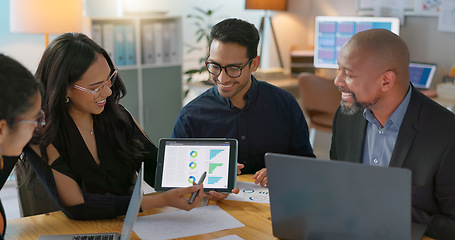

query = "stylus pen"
[{"left": 188, "top": 171, "right": 207, "bottom": 204}]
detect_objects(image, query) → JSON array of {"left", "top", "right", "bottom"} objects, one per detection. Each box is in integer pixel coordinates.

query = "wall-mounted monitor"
[{"left": 314, "top": 16, "right": 400, "bottom": 69}]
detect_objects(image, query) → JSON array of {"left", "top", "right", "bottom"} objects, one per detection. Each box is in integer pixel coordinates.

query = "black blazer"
[{"left": 330, "top": 86, "right": 455, "bottom": 239}]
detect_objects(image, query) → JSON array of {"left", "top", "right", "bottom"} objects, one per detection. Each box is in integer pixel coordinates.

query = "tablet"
[{"left": 155, "top": 138, "right": 238, "bottom": 192}]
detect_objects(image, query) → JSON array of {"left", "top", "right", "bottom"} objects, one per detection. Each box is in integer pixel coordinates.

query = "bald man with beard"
[{"left": 330, "top": 29, "right": 455, "bottom": 240}]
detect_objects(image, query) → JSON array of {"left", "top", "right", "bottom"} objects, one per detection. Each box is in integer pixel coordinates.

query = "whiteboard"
[{"left": 357, "top": 0, "right": 443, "bottom": 16}]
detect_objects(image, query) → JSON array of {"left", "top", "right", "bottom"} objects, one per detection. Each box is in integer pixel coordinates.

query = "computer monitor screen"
[
  {"left": 409, "top": 62, "right": 437, "bottom": 89},
  {"left": 314, "top": 16, "right": 400, "bottom": 69}
]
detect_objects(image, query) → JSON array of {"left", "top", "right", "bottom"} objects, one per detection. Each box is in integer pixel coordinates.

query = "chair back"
[
  {"left": 15, "top": 145, "right": 60, "bottom": 217},
  {"left": 298, "top": 73, "right": 340, "bottom": 131}
]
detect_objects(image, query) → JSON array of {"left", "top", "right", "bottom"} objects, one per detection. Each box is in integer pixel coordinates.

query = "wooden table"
[{"left": 5, "top": 175, "right": 276, "bottom": 240}]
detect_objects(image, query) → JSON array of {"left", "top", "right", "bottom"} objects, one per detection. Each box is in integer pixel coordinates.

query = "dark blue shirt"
[{"left": 172, "top": 75, "right": 315, "bottom": 174}]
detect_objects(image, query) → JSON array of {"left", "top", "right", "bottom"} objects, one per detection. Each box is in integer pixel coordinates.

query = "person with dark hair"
[
  {"left": 0, "top": 54, "right": 43, "bottom": 239},
  {"left": 173, "top": 18, "right": 314, "bottom": 200},
  {"left": 331, "top": 29, "right": 455, "bottom": 240},
  {"left": 27, "top": 32, "right": 203, "bottom": 220}
]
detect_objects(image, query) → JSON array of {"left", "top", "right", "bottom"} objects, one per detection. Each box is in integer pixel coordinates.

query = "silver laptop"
[
  {"left": 409, "top": 62, "right": 437, "bottom": 90},
  {"left": 265, "top": 153, "right": 412, "bottom": 240},
  {"left": 38, "top": 163, "right": 144, "bottom": 240}
]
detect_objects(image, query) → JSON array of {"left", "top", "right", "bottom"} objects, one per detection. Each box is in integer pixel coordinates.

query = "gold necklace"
[{"left": 75, "top": 123, "right": 93, "bottom": 135}]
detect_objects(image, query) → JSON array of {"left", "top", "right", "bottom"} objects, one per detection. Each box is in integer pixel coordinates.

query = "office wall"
[
  {"left": 1, "top": 0, "right": 454, "bottom": 84},
  {"left": 401, "top": 16, "right": 455, "bottom": 83},
  {"left": 296, "top": 0, "right": 455, "bottom": 84},
  {"left": 0, "top": 0, "right": 341, "bottom": 75},
  {"left": 0, "top": 0, "right": 264, "bottom": 73},
  {"left": 180, "top": 0, "right": 455, "bottom": 84},
  {"left": 119, "top": 0, "right": 308, "bottom": 71},
  {"left": 0, "top": 0, "right": 47, "bottom": 73}
]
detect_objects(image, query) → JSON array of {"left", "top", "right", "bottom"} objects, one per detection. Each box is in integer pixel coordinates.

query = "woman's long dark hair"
[{"left": 35, "top": 32, "right": 143, "bottom": 171}]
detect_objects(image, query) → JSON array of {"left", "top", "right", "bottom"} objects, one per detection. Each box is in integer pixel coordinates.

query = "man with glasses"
[{"left": 172, "top": 18, "right": 314, "bottom": 199}]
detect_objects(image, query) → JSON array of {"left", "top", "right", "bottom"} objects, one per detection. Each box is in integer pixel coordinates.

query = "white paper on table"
[
  {"left": 225, "top": 181, "right": 270, "bottom": 204},
  {"left": 133, "top": 205, "right": 244, "bottom": 240},
  {"left": 213, "top": 234, "right": 244, "bottom": 240},
  {"left": 142, "top": 180, "right": 156, "bottom": 195}
]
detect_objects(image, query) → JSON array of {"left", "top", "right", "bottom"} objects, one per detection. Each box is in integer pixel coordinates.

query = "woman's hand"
[
  {"left": 143, "top": 184, "right": 204, "bottom": 211},
  {"left": 162, "top": 184, "right": 205, "bottom": 211}
]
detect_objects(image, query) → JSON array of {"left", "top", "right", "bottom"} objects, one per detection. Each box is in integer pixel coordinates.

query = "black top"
[
  {"left": 172, "top": 76, "right": 315, "bottom": 174},
  {"left": 28, "top": 107, "right": 157, "bottom": 220},
  {"left": 0, "top": 155, "right": 21, "bottom": 239}
]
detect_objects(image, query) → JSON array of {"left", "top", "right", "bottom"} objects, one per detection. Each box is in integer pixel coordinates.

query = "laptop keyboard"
[{"left": 72, "top": 234, "right": 116, "bottom": 240}]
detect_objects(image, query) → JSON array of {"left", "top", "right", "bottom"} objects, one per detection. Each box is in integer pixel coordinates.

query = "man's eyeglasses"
[
  {"left": 205, "top": 57, "right": 254, "bottom": 78},
  {"left": 16, "top": 109, "right": 46, "bottom": 127},
  {"left": 73, "top": 67, "right": 118, "bottom": 101}
]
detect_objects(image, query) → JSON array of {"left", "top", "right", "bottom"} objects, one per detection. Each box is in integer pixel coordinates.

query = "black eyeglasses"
[{"left": 205, "top": 57, "right": 254, "bottom": 78}]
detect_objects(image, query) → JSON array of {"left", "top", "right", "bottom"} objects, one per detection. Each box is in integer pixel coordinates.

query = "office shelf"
[{"left": 89, "top": 16, "right": 183, "bottom": 143}]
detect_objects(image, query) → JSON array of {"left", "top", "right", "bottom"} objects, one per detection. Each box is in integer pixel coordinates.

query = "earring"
[{"left": 66, "top": 96, "right": 70, "bottom": 103}]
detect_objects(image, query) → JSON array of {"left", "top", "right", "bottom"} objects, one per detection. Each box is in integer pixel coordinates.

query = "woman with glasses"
[
  {"left": 0, "top": 54, "right": 43, "bottom": 239},
  {"left": 26, "top": 33, "right": 203, "bottom": 220}
]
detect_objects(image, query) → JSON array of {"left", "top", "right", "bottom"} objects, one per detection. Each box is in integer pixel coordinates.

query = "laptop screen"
[
  {"left": 265, "top": 153, "right": 412, "bottom": 240},
  {"left": 409, "top": 62, "right": 437, "bottom": 89},
  {"left": 37, "top": 164, "right": 144, "bottom": 240},
  {"left": 120, "top": 162, "right": 143, "bottom": 240}
]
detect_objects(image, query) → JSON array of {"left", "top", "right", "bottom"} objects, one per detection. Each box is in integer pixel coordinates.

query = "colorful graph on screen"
[
  {"left": 188, "top": 176, "right": 196, "bottom": 183},
  {"left": 189, "top": 161, "right": 197, "bottom": 169},
  {"left": 209, "top": 163, "right": 223, "bottom": 174},
  {"left": 161, "top": 143, "right": 230, "bottom": 189},
  {"left": 190, "top": 150, "right": 198, "bottom": 158},
  {"left": 210, "top": 149, "right": 224, "bottom": 160},
  {"left": 208, "top": 176, "right": 222, "bottom": 184}
]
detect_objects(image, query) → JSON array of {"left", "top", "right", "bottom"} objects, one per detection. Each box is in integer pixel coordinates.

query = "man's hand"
[
  {"left": 253, "top": 168, "right": 267, "bottom": 187},
  {"left": 237, "top": 163, "right": 244, "bottom": 174},
  {"left": 204, "top": 187, "right": 240, "bottom": 201}
]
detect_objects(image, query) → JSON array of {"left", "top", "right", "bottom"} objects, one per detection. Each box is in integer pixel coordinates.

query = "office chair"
[
  {"left": 298, "top": 73, "right": 341, "bottom": 147},
  {"left": 15, "top": 146, "right": 60, "bottom": 217}
]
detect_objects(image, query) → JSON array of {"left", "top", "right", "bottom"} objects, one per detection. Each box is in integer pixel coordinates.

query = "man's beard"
[
  {"left": 339, "top": 90, "right": 377, "bottom": 115},
  {"left": 340, "top": 99, "right": 365, "bottom": 115}
]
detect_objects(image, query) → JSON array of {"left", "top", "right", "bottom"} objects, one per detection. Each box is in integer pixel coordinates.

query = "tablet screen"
[{"left": 155, "top": 138, "right": 238, "bottom": 192}]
